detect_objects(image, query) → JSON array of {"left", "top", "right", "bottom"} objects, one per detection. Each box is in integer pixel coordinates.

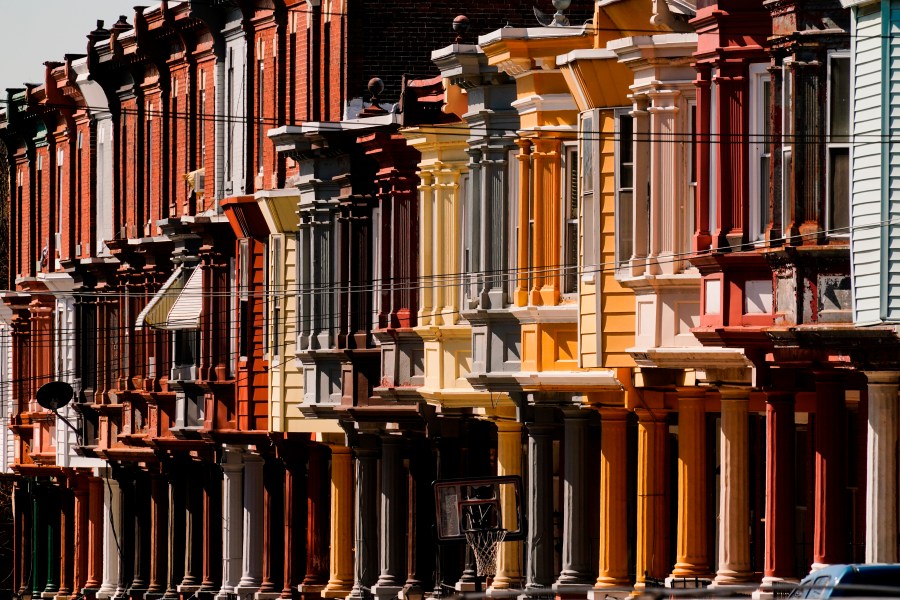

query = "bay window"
[{"left": 749, "top": 64, "right": 771, "bottom": 243}]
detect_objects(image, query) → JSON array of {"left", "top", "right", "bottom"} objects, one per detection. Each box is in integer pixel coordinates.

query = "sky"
[{"left": 0, "top": 0, "right": 138, "bottom": 94}]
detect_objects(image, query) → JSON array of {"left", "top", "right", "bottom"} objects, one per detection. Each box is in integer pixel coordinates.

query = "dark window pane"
[
  {"left": 830, "top": 57, "right": 850, "bottom": 140},
  {"left": 618, "top": 191, "right": 633, "bottom": 266},
  {"left": 830, "top": 147, "right": 850, "bottom": 232}
]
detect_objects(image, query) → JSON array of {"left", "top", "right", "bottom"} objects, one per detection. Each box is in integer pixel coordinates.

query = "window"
[
  {"left": 146, "top": 103, "right": 153, "bottom": 230},
  {"left": 563, "top": 144, "right": 578, "bottom": 294},
  {"left": 238, "top": 239, "right": 250, "bottom": 360},
  {"left": 580, "top": 112, "right": 598, "bottom": 283},
  {"left": 36, "top": 153, "right": 43, "bottom": 272},
  {"left": 781, "top": 60, "right": 794, "bottom": 236},
  {"left": 199, "top": 72, "right": 207, "bottom": 167},
  {"left": 226, "top": 49, "right": 234, "bottom": 179},
  {"left": 615, "top": 109, "right": 634, "bottom": 270},
  {"left": 56, "top": 148, "right": 64, "bottom": 257},
  {"left": 708, "top": 76, "right": 718, "bottom": 238},
  {"left": 687, "top": 102, "right": 697, "bottom": 256},
  {"left": 459, "top": 173, "right": 475, "bottom": 303},
  {"left": 271, "top": 235, "right": 283, "bottom": 357},
  {"left": 506, "top": 149, "right": 519, "bottom": 304},
  {"left": 76, "top": 132, "right": 82, "bottom": 252},
  {"left": 257, "top": 56, "right": 265, "bottom": 174},
  {"left": 749, "top": 64, "right": 771, "bottom": 243},
  {"left": 827, "top": 53, "right": 850, "bottom": 236}
]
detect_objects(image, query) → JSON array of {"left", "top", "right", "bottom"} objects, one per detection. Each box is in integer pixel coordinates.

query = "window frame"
[
  {"left": 825, "top": 51, "right": 851, "bottom": 238},
  {"left": 748, "top": 63, "right": 772, "bottom": 244},
  {"left": 614, "top": 107, "right": 634, "bottom": 276},
  {"left": 562, "top": 142, "right": 579, "bottom": 296}
]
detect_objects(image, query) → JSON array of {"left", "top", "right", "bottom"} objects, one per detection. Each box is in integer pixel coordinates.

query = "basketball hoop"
[{"left": 464, "top": 528, "right": 507, "bottom": 577}]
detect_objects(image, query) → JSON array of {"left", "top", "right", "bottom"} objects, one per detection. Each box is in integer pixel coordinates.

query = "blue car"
[{"left": 789, "top": 564, "right": 900, "bottom": 598}]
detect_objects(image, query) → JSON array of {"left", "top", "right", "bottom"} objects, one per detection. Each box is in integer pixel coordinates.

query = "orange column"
[
  {"left": 322, "top": 446, "right": 354, "bottom": 598},
  {"left": 514, "top": 139, "right": 532, "bottom": 307},
  {"left": 595, "top": 408, "right": 630, "bottom": 588},
  {"left": 670, "top": 390, "right": 709, "bottom": 581},
  {"left": 73, "top": 476, "right": 89, "bottom": 593},
  {"left": 635, "top": 408, "right": 671, "bottom": 588}
]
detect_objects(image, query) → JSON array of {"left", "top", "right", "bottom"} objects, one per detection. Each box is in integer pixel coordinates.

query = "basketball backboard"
[{"left": 433, "top": 475, "right": 525, "bottom": 542}]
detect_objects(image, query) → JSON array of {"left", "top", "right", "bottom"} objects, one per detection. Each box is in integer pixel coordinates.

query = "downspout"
[{"left": 879, "top": 0, "right": 890, "bottom": 322}]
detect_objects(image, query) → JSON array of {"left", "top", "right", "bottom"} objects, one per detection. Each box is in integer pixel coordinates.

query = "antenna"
[{"left": 36, "top": 380, "right": 83, "bottom": 445}]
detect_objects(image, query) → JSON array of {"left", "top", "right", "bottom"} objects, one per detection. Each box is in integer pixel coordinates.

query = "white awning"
[
  {"left": 135, "top": 267, "right": 184, "bottom": 331},
  {"left": 135, "top": 266, "right": 204, "bottom": 331},
  {"left": 165, "top": 266, "right": 204, "bottom": 330}
]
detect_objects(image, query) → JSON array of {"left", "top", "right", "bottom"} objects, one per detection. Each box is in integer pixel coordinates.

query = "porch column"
[
  {"left": 84, "top": 476, "right": 104, "bottom": 593},
  {"left": 113, "top": 470, "right": 132, "bottom": 600},
  {"left": 373, "top": 435, "right": 407, "bottom": 599},
  {"left": 201, "top": 464, "right": 223, "bottom": 594},
  {"left": 669, "top": 389, "right": 709, "bottom": 582},
  {"left": 525, "top": 413, "right": 556, "bottom": 593},
  {"left": 130, "top": 470, "right": 150, "bottom": 597},
  {"left": 235, "top": 452, "right": 265, "bottom": 597},
  {"left": 72, "top": 476, "right": 90, "bottom": 594},
  {"left": 299, "top": 443, "right": 328, "bottom": 598},
  {"left": 44, "top": 482, "right": 61, "bottom": 597},
  {"left": 179, "top": 463, "right": 202, "bottom": 594},
  {"left": 405, "top": 437, "right": 435, "bottom": 595},
  {"left": 490, "top": 420, "right": 523, "bottom": 591},
  {"left": 145, "top": 472, "right": 169, "bottom": 599},
  {"left": 348, "top": 440, "right": 379, "bottom": 600},
  {"left": 715, "top": 388, "right": 753, "bottom": 584},
  {"left": 635, "top": 409, "right": 670, "bottom": 588},
  {"left": 163, "top": 464, "right": 185, "bottom": 600},
  {"left": 555, "top": 409, "right": 593, "bottom": 588},
  {"left": 283, "top": 449, "right": 307, "bottom": 600},
  {"left": 594, "top": 408, "right": 629, "bottom": 589},
  {"left": 257, "top": 457, "right": 285, "bottom": 597},
  {"left": 812, "top": 375, "right": 847, "bottom": 569},
  {"left": 762, "top": 392, "right": 796, "bottom": 589},
  {"left": 322, "top": 446, "right": 354, "bottom": 598},
  {"left": 864, "top": 372, "right": 900, "bottom": 563},
  {"left": 97, "top": 474, "right": 119, "bottom": 599},
  {"left": 217, "top": 447, "right": 244, "bottom": 600}
]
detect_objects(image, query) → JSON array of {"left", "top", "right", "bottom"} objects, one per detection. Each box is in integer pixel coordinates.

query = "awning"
[
  {"left": 166, "top": 266, "right": 204, "bottom": 330},
  {"left": 135, "top": 266, "right": 204, "bottom": 331}
]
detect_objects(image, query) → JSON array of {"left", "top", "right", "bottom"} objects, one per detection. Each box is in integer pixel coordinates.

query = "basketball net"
[{"left": 464, "top": 528, "right": 507, "bottom": 577}]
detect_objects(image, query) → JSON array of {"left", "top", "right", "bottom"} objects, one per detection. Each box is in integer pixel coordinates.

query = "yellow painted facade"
[
  {"left": 404, "top": 125, "right": 512, "bottom": 409},
  {"left": 257, "top": 189, "right": 308, "bottom": 433}
]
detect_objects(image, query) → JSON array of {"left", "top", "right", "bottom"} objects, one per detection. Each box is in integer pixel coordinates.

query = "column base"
[
  {"left": 371, "top": 585, "right": 402, "bottom": 600},
  {"left": 664, "top": 577, "right": 711, "bottom": 589},
  {"left": 454, "top": 582, "right": 477, "bottom": 593},
  {"left": 586, "top": 590, "right": 631, "bottom": 600},
  {"left": 520, "top": 585, "right": 555, "bottom": 600},
  {"left": 552, "top": 582, "right": 594, "bottom": 599},
  {"left": 711, "top": 571, "right": 755, "bottom": 587},
  {"left": 254, "top": 593, "right": 284, "bottom": 600},
  {"left": 298, "top": 584, "right": 324, "bottom": 600},
  {"left": 752, "top": 577, "right": 799, "bottom": 600},
  {"left": 319, "top": 583, "right": 353, "bottom": 599},
  {"left": 487, "top": 581, "right": 524, "bottom": 596},
  {"left": 83, "top": 587, "right": 101, "bottom": 600},
  {"left": 96, "top": 586, "right": 117, "bottom": 600},
  {"left": 233, "top": 586, "right": 261, "bottom": 600}
]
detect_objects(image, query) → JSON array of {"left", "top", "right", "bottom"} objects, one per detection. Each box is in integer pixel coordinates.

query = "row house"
[{"left": 6, "top": 0, "right": 899, "bottom": 598}]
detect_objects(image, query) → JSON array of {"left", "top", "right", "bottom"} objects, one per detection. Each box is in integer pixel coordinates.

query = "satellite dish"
[{"left": 36, "top": 381, "right": 75, "bottom": 411}]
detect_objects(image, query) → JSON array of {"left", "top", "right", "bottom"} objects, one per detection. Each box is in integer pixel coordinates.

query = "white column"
[
  {"left": 97, "top": 472, "right": 120, "bottom": 599},
  {"left": 865, "top": 371, "right": 900, "bottom": 563},
  {"left": 217, "top": 447, "right": 245, "bottom": 599},
  {"left": 235, "top": 452, "right": 264, "bottom": 596},
  {"left": 715, "top": 388, "right": 753, "bottom": 585},
  {"left": 648, "top": 89, "right": 681, "bottom": 275}
]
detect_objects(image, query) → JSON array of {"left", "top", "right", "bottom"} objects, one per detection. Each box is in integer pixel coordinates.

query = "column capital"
[
  {"left": 864, "top": 371, "right": 900, "bottom": 386},
  {"left": 495, "top": 419, "right": 522, "bottom": 434},
  {"left": 634, "top": 408, "right": 670, "bottom": 423},
  {"left": 596, "top": 406, "right": 629, "bottom": 422},
  {"left": 718, "top": 386, "right": 751, "bottom": 401}
]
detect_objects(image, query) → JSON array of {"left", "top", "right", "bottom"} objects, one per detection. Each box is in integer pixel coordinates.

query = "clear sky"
[{"left": 0, "top": 0, "right": 138, "bottom": 93}]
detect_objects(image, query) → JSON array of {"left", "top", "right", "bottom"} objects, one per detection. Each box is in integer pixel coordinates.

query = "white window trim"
[
  {"left": 748, "top": 63, "right": 771, "bottom": 244},
  {"left": 614, "top": 106, "right": 634, "bottom": 277},
  {"left": 826, "top": 50, "right": 851, "bottom": 238},
  {"left": 562, "top": 141, "right": 579, "bottom": 297}
]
